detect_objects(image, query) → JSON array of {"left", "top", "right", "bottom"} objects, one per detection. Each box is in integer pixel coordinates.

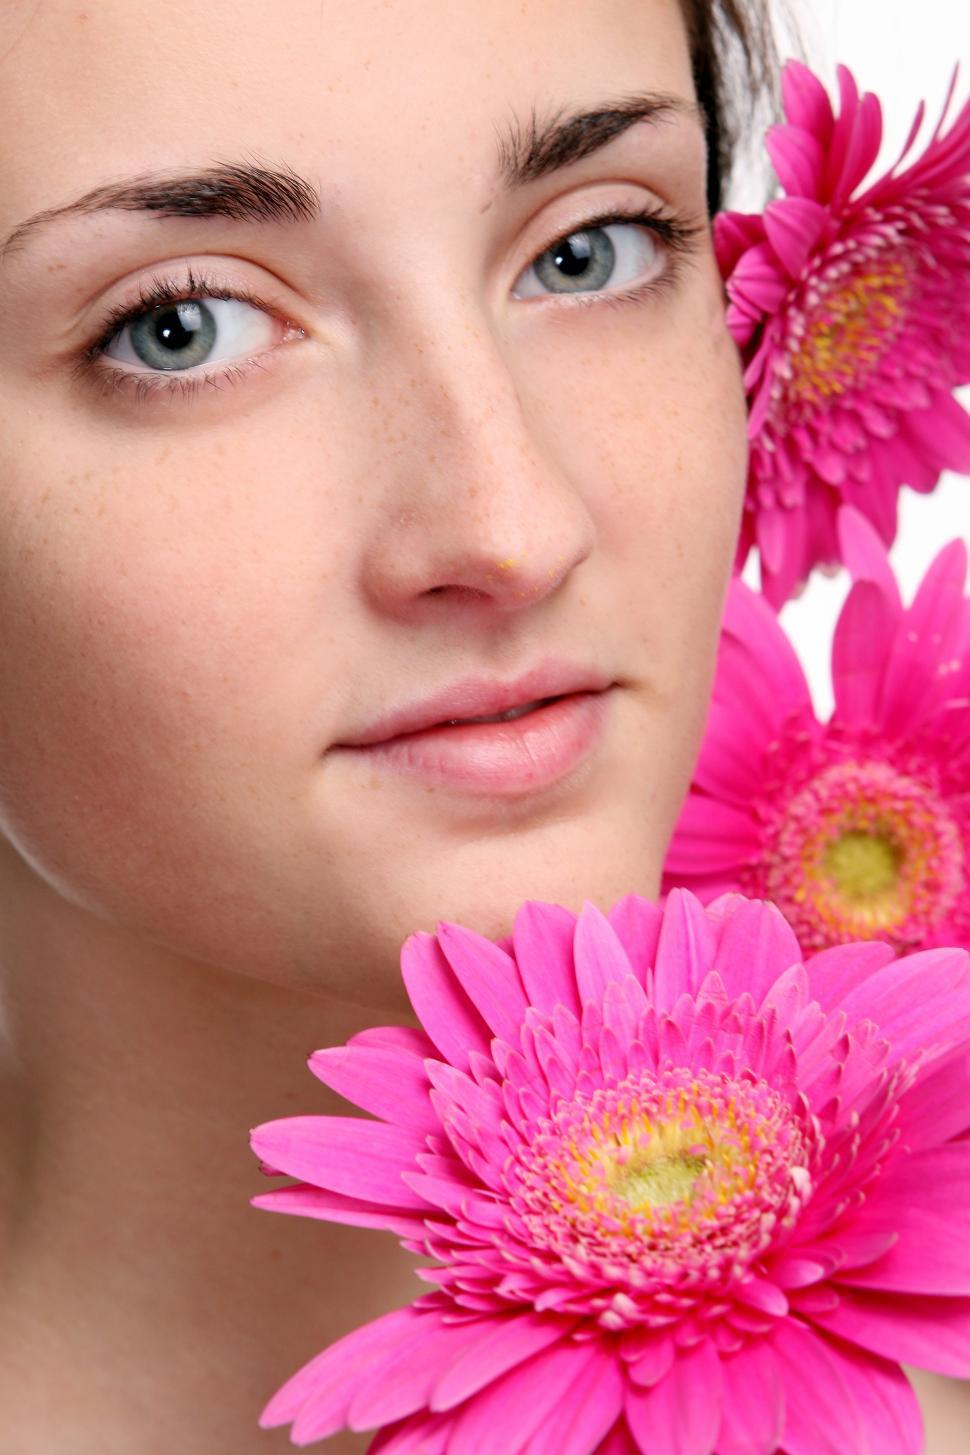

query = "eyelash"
[{"left": 75, "top": 203, "right": 702, "bottom": 406}]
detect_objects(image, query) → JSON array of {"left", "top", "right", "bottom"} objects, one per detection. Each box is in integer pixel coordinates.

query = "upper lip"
[{"left": 337, "top": 662, "right": 614, "bottom": 748}]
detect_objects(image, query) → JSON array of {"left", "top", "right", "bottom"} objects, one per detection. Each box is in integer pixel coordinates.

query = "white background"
[{"left": 739, "top": 0, "right": 970, "bottom": 715}]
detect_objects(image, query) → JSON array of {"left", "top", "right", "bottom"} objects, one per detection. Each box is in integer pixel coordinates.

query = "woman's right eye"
[
  {"left": 512, "top": 209, "right": 689, "bottom": 303},
  {"left": 101, "top": 295, "right": 278, "bottom": 374}
]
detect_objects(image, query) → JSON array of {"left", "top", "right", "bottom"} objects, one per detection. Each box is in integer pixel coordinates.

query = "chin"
[{"left": 356, "top": 805, "right": 665, "bottom": 992}]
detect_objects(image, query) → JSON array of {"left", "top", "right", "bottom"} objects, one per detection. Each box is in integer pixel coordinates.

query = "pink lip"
[{"left": 334, "top": 663, "right": 615, "bottom": 795}]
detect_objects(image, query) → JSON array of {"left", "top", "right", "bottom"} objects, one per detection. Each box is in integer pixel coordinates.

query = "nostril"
[{"left": 421, "top": 584, "right": 490, "bottom": 602}]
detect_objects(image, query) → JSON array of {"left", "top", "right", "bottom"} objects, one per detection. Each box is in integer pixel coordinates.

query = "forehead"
[{"left": 0, "top": 0, "right": 695, "bottom": 238}]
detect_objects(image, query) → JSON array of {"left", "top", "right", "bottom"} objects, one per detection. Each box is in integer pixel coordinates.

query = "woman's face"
[{"left": 0, "top": 0, "right": 746, "bottom": 1003}]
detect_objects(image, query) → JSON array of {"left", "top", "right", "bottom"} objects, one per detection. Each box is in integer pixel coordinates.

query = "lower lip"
[{"left": 341, "top": 691, "right": 612, "bottom": 795}]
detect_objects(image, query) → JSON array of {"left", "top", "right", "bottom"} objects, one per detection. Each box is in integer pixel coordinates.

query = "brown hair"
[{"left": 680, "top": 0, "right": 780, "bottom": 213}]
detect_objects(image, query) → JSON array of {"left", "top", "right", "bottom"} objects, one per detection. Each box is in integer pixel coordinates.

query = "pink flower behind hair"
[
  {"left": 664, "top": 507, "right": 970, "bottom": 956},
  {"left": 251, "top": 888, "right": 970, "bottom": 1452},
  {"left": 719, "top": 60, "right": 970, "bottom": 606}
]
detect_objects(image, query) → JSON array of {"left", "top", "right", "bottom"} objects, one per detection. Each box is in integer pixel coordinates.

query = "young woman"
[{"left": 0, "top": 0, "right": 964, "bottom": 1449}]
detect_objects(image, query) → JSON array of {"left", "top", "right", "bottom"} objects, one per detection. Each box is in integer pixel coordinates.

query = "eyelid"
[
  {"left": 79, "top": 261, "right": 301, "bottom": 365},
  {"left": 71, "top": 262, "right": 306, "bottom": 405},
  {"left": 513, "top": 198, "right": 703, "bottom": 303},
  {"left": 73, "top": 199, "right": 703, "bottom": 407}
]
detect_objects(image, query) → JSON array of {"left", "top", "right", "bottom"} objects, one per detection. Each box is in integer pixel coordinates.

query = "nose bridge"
[
  {"left": 392, "top": 308, "right": 537, "bottom": 482},
  {"left": 359, "top": 307, "right": 594, "bottom": 611}
]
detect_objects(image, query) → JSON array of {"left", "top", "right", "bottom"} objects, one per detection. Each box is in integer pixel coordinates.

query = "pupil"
[
  {"left": 156, "top": 301, "right": 203, "bottom": 353},
  {"left": 553, "top": 232, "right": 594, "bottom": 278}
]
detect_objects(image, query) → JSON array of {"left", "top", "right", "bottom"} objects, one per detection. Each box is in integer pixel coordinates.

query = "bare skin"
[
  {"left": 0, "top": 1, "right": 745, "bottom": 1447},
  {"left": 0, "top": 1, "right": 964, "bottom": 1451}
]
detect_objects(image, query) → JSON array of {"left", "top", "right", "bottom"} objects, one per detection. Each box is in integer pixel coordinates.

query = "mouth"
[
  {"left": 436, "top": 695, "right": 559, "bottom": 728},
  {"left": 334, "top": 670, "right": 615, "bottom": 797}
]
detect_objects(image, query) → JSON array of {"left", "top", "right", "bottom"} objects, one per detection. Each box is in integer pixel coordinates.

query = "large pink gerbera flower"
[
  {"left": 718, "top": 59, "right": 970, "bottom": 606},
  {"left": 663, "top": 507, "right": 970, "bottom": 955},
  {"left": 251, "top": 889, "right": 970, "bottom": 1453}
]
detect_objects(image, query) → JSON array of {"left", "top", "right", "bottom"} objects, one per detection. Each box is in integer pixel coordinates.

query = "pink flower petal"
[
  {"left": 512, "top": 901, "right": 581, "bottom": 1017},
  {"left": 829, "top": 86, "right": 884, "bottom": 210},
  {"left": 369, "top": 1410, "right": 457, "bottom": 1454},
  {"left": 844, "top": 1357, "right": 923, "bottom": 1455},
  {"left": 574, "top": 902, "right": 638, "bottom": 1003},
  {"left": 538, "top": 1348, "right": 625, "bottom": 1455},
  {"left": 779, "top": 1321, "right": 924, "bottom": 1455},
  {"left": 652, "top": 890, "right": 719, "bottom": 1010},
  {"left": 879, "top": 537, "right": 970, "bottom": 736},
  {"left": 803, "top": 940, "right": 897, "bottom": 1014},
  {"left": 710, "top": 897, "right": 803, "bottom": 1005},
  {"left": 808, "top": 1288, "right": 970, "bottom": 1378},
  {"left": 436, "top": 922, "right": 530, "bottom": 1044},
  {"left": 401, "top": 931, "right": 491, "bottom": 1071},
  {"left": 831, "top": 580, "right": 898, "bottom": 726},
  {"left": 781, "top": 59, "right": 835, "bottom": 143},
  {"left": 594, "top": 1422, "right": 639, "bottom": 1455},
  {"left": 836, "top": 1142, "right": 970, "bottom": 1295},
  {"left": 348, "top": 1025, "right": 439, "bottom": 1057},
  {"left": 713, "top": 210, "right": 766, "bottom": 275},
  {"left": 625, "top": 1339, "right": 722, "bottom": 1455},
  {"left": 770, "top": 1319, "right": 867, "bottom": 1454},
  {"left": 308, "top": 1045, "right": 438, "bottom": 1136},
  {"left": 447, "top": 1337, "right": 604, "bottom": 1455},
  {"left": 767, "top": 121, "right": 826, "bottom": 198},
  {"left": 430, "top": 1312, "right": 576, "bottom": 1411},
  {"left": 728, "top": 241, "right": 790, "bottom": 314},
  {"left": 838, "top": 946, "right": 970, "bottom": 1068},
  {"left": 345, "top": 1314, "right": 511, "bottom": 1433},
  {"left": 720, "top": 580, "right": 813, "bottom": 726},
  {"left": 249, "top": 1116, "right": 430, "bottom": 1209},
  {"left": 626, "top": 1333, "right": 675, "bottom": 1387},
  {"left": 606, "top": 894, "right": 663, "bottom": 984},
  {"left": 250, "top": 1183, "right": 425, "bottom": 1236},
  {"left": 259, "top": 1304, "right": 431, "bottom": 1432},
  {"left": 902, "top": 390, "right": 970, "bottom": 477},
  {"left": 715, "top": 1337, "right": 785, "bottom": 1455},
  {"left": 662, "top": 795, "right": 761, "bottom": 876},
  {"left": 763, "top": 196, "right": 828, "bottom": 278},
  {"left": 691, "top": 696, "right": 767, "bottom": 804},
  {"left": 894, "top": 1049, "right": 970, "bottom": 1151}
]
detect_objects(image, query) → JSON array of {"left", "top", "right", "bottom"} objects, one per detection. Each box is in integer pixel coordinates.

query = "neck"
[{"left": 0, "top": 846, "right": 420, "bottom": 1454}]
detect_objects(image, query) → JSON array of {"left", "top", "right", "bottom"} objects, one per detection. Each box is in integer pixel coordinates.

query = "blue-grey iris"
[
  {"left": 533, "top": 228, "right": 615, "bottom": 294},
  {"left": 130, "top": 300, "right": 217, "bottom": 371}
]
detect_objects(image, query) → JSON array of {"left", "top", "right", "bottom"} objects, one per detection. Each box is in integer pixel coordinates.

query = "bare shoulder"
[{"left": 907, "top": 1367, "right": 970, "bottom": 1454}]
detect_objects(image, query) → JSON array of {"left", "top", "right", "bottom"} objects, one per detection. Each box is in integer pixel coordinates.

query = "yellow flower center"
[
  {"left": 788, "top": 254, "right": 911, "bottom": 405},
  {"left": 612, "top": 1151, "right": 708, "bottom": 1210},
  {"left": 821, "top": 828, "right": 902, "bottom": 903},
  {"left": 513, "top": 1067, "right": 813, "bottom": 1318},
  {"left": 761, "top": 756, "right": 966, "bottom": 952}
]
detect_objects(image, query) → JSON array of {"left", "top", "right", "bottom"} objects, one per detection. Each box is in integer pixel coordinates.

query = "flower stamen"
[
  {"left": 785, "top": 243, "right": 912, "bottom": 413},
  {"left": 755, "top": 754, "right": 966, "bottom": 951}
]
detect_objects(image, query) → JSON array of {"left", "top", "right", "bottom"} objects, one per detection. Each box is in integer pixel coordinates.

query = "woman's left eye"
[{"left": 512, "top": 210, "right": 686, "bottom": 302}]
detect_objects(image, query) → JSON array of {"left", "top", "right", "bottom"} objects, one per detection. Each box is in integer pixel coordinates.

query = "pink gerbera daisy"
[
  {"left": 718, "top": 59, "right": 970, "bottom": 606},
  {"left": 663, "top": 507, "right": 970, "bottom": 955},
  {"left": 251, "top": 889, "right": 970, "bottom": 1453}
]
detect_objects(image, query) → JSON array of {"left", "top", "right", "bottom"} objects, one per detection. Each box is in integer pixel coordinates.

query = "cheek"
[
  {"left": 0, "top": 430, "right": 350, "bottom": 929},
  {"left": 526, "top": 270, "right": 747, "bottom": 814},
  {"left": 531, "top": 266, "right": 747, "bottom": 643}
]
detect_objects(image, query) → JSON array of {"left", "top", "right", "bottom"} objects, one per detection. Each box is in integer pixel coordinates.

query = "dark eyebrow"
[
  {"left": 0, "top": 158, "right": 321, "bottom": 263},
  {"left": 1, "top": 93, "right": 704, "bottom": 263},
  {"left": 495, "top": 91, "right": 705, "bottom": 189}
]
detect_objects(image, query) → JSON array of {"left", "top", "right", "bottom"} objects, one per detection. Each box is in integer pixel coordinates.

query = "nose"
[{"left": 359, "top": 321, "right": 595, "bottom": 621}]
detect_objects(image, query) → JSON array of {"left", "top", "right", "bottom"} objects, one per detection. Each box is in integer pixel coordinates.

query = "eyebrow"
[{"left": 0, "top": 91, "right": 705, "bottom": 263}]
